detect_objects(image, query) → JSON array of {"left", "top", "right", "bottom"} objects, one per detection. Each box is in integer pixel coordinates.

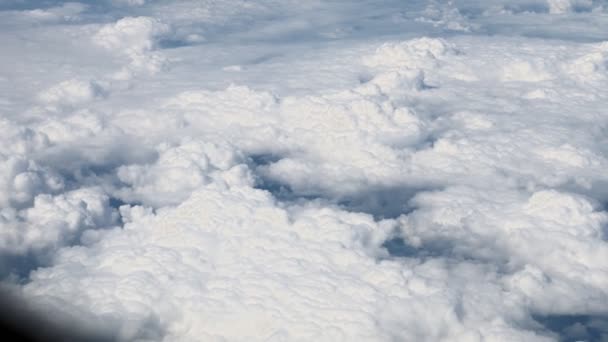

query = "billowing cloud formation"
[
  {"left": 2, "top": 1, "right": 608, "bottom": 341},
  {"left": 24, "top": 185, "right": 555, "bottom": 341},
  {"left": 116, "top": 138, "right": 253, "bottom": 207},
  {"left": 38, "top": 79, "right": 107, "bottom": 107},
  {"left": 1, "top": 187, "right": 116, "bottom": 255},
  {"left": 93, "top": 16, "right": 170, "bottom": 79},
  {"left": 0, "top": 119, "right": 60, "bottom": 210},
  {"left": 401, "top": 187, "right": 608, "bottom": 308}
]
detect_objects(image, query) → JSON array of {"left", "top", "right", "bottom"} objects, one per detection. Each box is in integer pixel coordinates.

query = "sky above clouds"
[{"left": 1, "top": 0, "right": 608, "bottom": 341}]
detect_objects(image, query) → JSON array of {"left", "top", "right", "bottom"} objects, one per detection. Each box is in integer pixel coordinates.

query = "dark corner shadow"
[
  {"left": 532, "top": 313, "right": 608, "bottom": 342},
  {"left": 0, "top": 289, "right": 115, "bottom": 342}
]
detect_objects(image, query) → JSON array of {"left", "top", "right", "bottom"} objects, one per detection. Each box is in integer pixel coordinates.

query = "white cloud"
[
  {"left": 38, "top": 79, "right": 107, "bottom": 107},
  {"left": 116, "top": 138, "right": 253, "bottom": 207},
  {"left": 563, "top": 42, "right": 608, "bottom": 81},
  {"left": 24, "top": 185, "right": 558, "bottom": 341},
  {"left": 0, "top": 155, "right": 63, "bottom": 209},
  {"left": 93, "top": 16, "right": 170, "bottom": 79},
  {"left": 2, "top": 1, "right": 608, "bottom": 340},
  {"left": 501, "top": 60, "right": 553, "bottom": 82},
  {"left": 363, "top": 38, "right": 457, "bottom": 70},
  {"left": 0, "top": 187, "right": 117, "bottom": 255},
  {"left": 401, "top": 187, "right": 608, "bottom": 311}
]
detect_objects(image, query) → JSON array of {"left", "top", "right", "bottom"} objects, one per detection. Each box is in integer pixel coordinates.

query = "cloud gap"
[
  {"left": 532, "top": 313, "right": 608, "bottom": 342},
  {"left": 255, "top": 168, "right": 438, "bottom": 219}
]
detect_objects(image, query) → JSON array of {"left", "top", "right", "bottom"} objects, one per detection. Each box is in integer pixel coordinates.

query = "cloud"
[
  {"left": 111, "top": 0, "right": 146, "bottom": 7},
  {"left": 0, "top": 119, "right": 62, "bottom": 209},
  {"left": 161, "top": 77, "right": 429, "bottom": 199},
  {"left": 38, "top": 79, "right": 107, "bottom": 107},
  {"left": 20, "top": 3, "right": 88, "bottom": 23},
  {"left": 23, "top": 185, "right": 559, "bottom": 341},
  {"left": 115, "top": 138, "right": 254, "bottom": 207},
  {"left": 416, "top": 1, "right": 475, "bottom": 32},
  {"left": 0, "top": 155, "right": 62, "bottom": 210},
  {"left": 401, "top": 187, "right": 608, "bottom": 312},
  {"left": 0, "top": 187, "right": 117, "bottom": 256},
  {"left": 563, "top": 42, "right": 608, "bottom": 81},
  {"left": 547, "top": 0, "right": 594, "bottom": 13},
  {"left": 501, "top": 60, "right": 553, "bottom": 82},
  {"left": 363, "top": 38, "right": 457, "bottom": 70},
  {"left": 2, "top": 1, "right": 608, "bottom": 341},
  {"left": 93, "top": 16, "right": 171, "bottom": 79}
]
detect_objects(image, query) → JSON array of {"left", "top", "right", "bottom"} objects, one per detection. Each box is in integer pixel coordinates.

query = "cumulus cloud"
[
  {"left": 93, "top": 16, "right": 170, "bottom": 79},
  {"left": 38, "top": 79, "right": 107, "bottom": 107},
  {"left": 363, "top": 37, "right": 457, "bottom": 70},
  {"left": 2, "top": 1, "right": 608, "bottom": 341},
  {"left": 0, "top": 155, "right": 63, "bottom": 209},
  {"left": 115, "top": 138, "right": 254, "bottom": 207},
  {"left": 0, "top": 187, "right": 117, "bottom": 256},
  {"left": 0, "top": 119, "right": 50, "bottom": 156},
  {"left": 0, "top": 119, "right": 61, "bottom": 209},
  {"left": 399, "top": 187, "right": 608, "bottom": 325},
  {"left": 23, "top": 185, "right": 558, "bottom": 341}
]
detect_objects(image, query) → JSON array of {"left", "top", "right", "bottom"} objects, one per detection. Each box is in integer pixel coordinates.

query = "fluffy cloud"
[
  {"left": 0, "top": 155, "right": 63, "bottom": 209},
  {"left": 38, "top": 79, "right": 107, "bottom": 107},
  {"left": 0, "top": 119, "right": 61, "bottom": 209},
  {"left": 0, "top": 119, "right": 50, "bottom": 156},
  {"left": 24, "top": 185, "right": 558, "bottom": 341},
  {"left": 115, "top": 139, "right": 253, "bottom": 207},
  {"left": 94, "top": 17, "right": 168, "bottom": 53},
  {"left": 3, "top": 1, "right": 608, "bottom": 341},
  {"left": 363, "top": 37, "right": 456, "bottom": 70},
  {"left": 0, "top": 187, "right": 117, "bottom": 256},
  {"left": 93, "top": 16, "right": 170, "bottom": 79}
]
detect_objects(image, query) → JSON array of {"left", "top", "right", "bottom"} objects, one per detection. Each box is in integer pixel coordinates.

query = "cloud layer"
[{"left": 1, "top": 0, "right": 608, "bottom": 341}]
